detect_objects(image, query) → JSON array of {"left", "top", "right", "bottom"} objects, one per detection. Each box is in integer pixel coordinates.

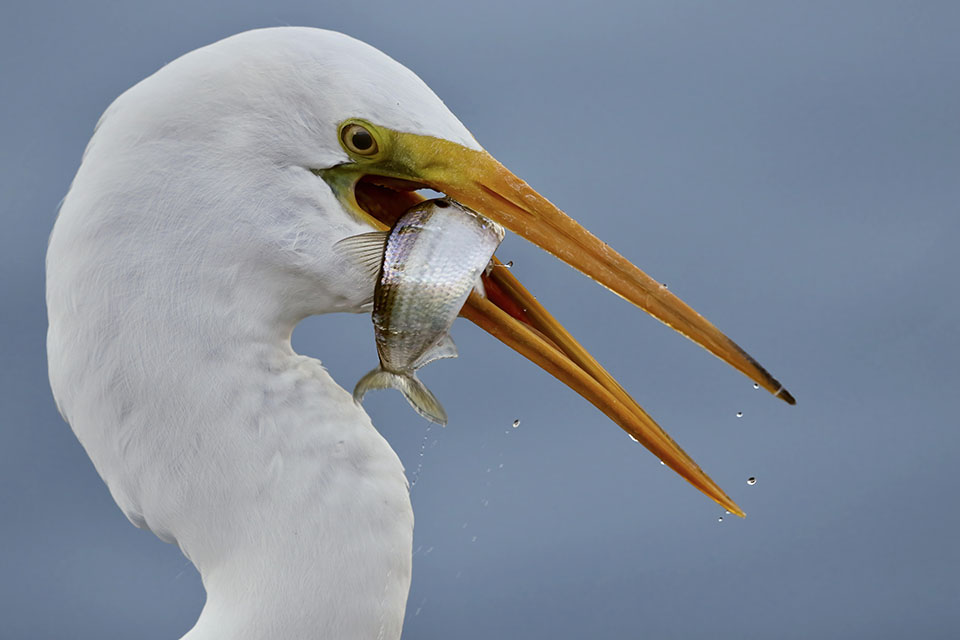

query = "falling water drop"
[
  {"left": 736, "top": 411, "right": 743, "bottom": 418},
  {"left": 753, "top": 383, "right": 760, "bottom": 389},
  {"left": 512, "top": 419, "right": 520, "bottom": 428},
  {"left": 747, "top": 476, "right": 757, "bottom": 486},
  {"left": 717, "top": 516, "right": 724, "bottom": 523},
  {"left": 410, "top": 425, "right": 432, "bottom": 487}
]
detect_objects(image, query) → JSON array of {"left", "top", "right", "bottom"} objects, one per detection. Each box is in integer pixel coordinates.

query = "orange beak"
[{"left": 327, "top": 127, "right": 794, "bottom": 517}]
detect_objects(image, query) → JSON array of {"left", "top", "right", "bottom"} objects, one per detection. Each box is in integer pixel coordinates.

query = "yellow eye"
[{"left": 340, "top": 123, "right": 378, "bottom": 156}]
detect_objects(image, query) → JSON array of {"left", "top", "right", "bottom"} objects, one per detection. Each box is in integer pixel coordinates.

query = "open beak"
[{"left": 326, "top": 128, "right": 794, "bottom": 517}]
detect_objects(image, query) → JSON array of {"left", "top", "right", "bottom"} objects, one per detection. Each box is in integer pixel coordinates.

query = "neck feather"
[{"left": 48, "top": 181, "right": 413, "bottom": 639}]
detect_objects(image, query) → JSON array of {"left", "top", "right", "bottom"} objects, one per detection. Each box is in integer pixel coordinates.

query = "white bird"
[{"left": 46, "top": 28, "right": 793, "bottom": 639}]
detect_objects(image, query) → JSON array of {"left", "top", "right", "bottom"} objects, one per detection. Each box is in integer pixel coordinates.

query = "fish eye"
[{"left": 340, "top": 123, "right": 378, "bottom": 156}]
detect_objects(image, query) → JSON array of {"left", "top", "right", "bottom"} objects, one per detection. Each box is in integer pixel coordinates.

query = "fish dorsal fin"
[
  {"left": 413, "top": 334, "right": 459, "bottom": 370},
  {"left": 334, "top": 231, "right": 389, "bottom": 282},
  {"left": 473, "top": 274, "right": 487, "bottom": 298}
]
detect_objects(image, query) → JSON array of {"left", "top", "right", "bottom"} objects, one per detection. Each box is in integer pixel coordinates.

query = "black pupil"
[{"left": 351, "top": 128, "right": 373, "bottom": 151}]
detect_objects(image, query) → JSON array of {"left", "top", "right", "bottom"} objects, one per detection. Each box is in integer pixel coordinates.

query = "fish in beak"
[{"left": 319, "top": 119, "right": 795, "bottom": 517}]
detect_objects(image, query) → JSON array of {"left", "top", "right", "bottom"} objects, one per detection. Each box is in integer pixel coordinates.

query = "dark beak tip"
[{"left": 776, "top": 387, "right": 797, "bottom": 405}]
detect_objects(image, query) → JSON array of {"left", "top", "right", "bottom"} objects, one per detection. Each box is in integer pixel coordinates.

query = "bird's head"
[{"left": 66, "top": 27, "right": 792, "bottom": 516}]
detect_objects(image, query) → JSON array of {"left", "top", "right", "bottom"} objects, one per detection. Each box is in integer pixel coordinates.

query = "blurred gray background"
[{"left": 2, "top": 1, "right": 958, "bottom": 638}]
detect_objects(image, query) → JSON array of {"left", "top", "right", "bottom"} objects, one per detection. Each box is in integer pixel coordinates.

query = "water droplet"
[
  {"left": 747, "top": 477, "right": 757, "bottom": 486},
  {"left": 471, "top": 536, "right": 477, "bottom": 543},
  {"left": 736, "top": 411, "right": 743, "bottom": 418},
  {"left": 717, "top": 516, "right": 724, "bottom": 522},
  {"left": 410, "top": 425, "right": 432, "bottom": 487},
  {"left": 660, "top": 282, "right": 669, "bottom": 289},
  {"left": 725, "top": 510, "right": 731, "bottom": 515},
  {"left": 498, "top": 463, "right": 504, "bottom": 469},
  {"left": 415, "top": 607, "right": 422, "bottom": 616},
  {"left": 462, "top": 522, "right": 468, "bottom": 528},
  {"left": 753, "top": 383, "right": 760, "bottom": 389},
  {"left": 628, "top": 434, "right": 638, "bottom": 443},
  {"left": 660, "top": 460, "right": 665, "bottom": 465},
  {"left": 512, "top": 419, "right": 520, "bottom": 428}
]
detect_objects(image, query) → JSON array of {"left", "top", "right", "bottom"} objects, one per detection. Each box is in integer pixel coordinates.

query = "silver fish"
[{"left": 337, "top": 198, "right": 505, "bottom": 425}]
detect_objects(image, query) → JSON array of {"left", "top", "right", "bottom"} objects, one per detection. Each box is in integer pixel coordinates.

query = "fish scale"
[{"left": 338, "top": 198, "right": 504, "bottom": 424}]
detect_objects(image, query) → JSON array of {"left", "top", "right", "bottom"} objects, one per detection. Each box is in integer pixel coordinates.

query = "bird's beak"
[{"left": 322, "top": 128, "right": 793, "bottom": 516}]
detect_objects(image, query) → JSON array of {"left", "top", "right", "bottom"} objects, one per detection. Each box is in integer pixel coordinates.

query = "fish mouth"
[{"left": 322, "top": 128, "right": 795, "bottom": 517}]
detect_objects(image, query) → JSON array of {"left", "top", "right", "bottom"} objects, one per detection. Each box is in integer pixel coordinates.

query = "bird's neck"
[
  {"left": 162, "top": 324, "right": 413, "bottom": 640},
  {"left": 48, "top": 247, "right": 413, "bottom": 639}
]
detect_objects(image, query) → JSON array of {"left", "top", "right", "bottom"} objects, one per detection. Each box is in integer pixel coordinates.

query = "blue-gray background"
[{"left": 2, "top": 1, "right": 958, "bottom": 638}]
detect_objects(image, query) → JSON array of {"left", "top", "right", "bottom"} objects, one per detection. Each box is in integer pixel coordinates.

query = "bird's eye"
[{"left": 341, "top": 123, "right": 378, "bottom": 156}]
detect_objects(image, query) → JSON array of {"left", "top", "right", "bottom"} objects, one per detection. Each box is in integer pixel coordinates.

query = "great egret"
[{"left": 46, "top": 27, "right": 792, "bottom": 639}]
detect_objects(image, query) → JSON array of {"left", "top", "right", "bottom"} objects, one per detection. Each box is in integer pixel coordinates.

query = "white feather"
[{"left": 46, "top": 27, "right": 482, "bottom": 639}]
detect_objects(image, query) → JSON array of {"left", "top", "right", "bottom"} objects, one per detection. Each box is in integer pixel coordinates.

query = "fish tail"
[{"left": 353, "top": 367, "right": 448, "bottom": 426}]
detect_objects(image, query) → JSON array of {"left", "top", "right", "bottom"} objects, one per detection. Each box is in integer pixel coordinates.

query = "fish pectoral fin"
[
  {"left": 334, "top": 231, "right": 389, "bottom": 281},
  {"left": 353, "top": 367, "right": 448, "bottom": 426},
  {"left": 413, "top": 334, "right": 459, "bottom": 369}
]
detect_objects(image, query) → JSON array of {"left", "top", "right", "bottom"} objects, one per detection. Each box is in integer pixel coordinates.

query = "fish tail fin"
[{"left": 353, "top": 367, "right": 448, "bottom": 426}]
